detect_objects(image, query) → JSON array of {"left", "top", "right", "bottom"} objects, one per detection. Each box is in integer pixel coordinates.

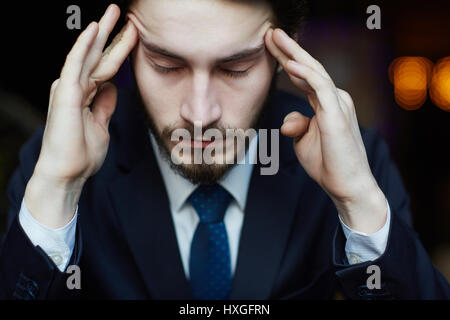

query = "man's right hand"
[{"left": 24, "top": 4, "right": 138, "bottom": 228}]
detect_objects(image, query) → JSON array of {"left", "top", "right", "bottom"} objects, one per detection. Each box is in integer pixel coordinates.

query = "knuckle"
[
  {"left": 273, "top": 53, "right": 283, "bottom": 62},
  {"left": 293, "top": 52, "right": 304, "bottom": 63},
  {"left": 338, "top": 89, "right": 353, "bottom": 104},
  {"left": 317, "top": 61, "right": 326, "bottom": 70},
  {"left": 313, "top": 60, "right": 327, "bottom": 74},
  {"left": 65, "top": 49, "right": 82, "bottom": 67},
  {"left": 342, "top": 104, "right": 353, "bottom": 119},
  {"left": 58, "top": 77, "right": 76, "bottom": 89},
  {"left": 50, "top": 79, "right": 60, "bottom": 92},
  {"left": 315, "top": 77, "right": 333, "bottom": 91},
  {"left": 64, "top": 52, "right": 74, "bottom": 66},
  {"left": 337, "top": 89, "right": 356, "bottom": 117}
]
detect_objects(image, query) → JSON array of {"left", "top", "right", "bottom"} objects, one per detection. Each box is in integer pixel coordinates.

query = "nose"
[{"left": 180, "top": 71, "right": 222, "bottom": 130}]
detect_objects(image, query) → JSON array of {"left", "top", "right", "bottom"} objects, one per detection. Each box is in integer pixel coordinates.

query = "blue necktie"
[{"left": 188, "top": 184, "right": 232, "bottom": 300}]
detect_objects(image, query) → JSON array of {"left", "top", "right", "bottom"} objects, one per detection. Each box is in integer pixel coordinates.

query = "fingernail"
[{"left": 106, "top": 3, "right": 116, "bottom": 15}]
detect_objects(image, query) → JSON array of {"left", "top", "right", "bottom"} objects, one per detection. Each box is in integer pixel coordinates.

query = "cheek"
[{"left": 220, "top": 55, "right": 275, "bottom": 128}]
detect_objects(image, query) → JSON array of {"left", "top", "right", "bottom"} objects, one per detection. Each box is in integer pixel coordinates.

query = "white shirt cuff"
[
  {"left": 18, "top": 198, "right": 78, "bottom": 272},
  {"left": 338, "top": 199, "right": 391, "bottom": 264}
]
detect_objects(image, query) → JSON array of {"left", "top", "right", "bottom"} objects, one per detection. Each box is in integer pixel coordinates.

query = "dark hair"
[{"left": 117, "top": 0, "right": 308, "bottom": 41}]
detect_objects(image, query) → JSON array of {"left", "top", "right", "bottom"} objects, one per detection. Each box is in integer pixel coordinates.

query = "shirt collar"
[{"left": 149, "top": 131, "right": 257, "bottom": 213}]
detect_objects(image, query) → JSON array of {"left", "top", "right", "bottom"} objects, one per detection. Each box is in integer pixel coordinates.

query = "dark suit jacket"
[{"left": 1, "top": 83, "right": 449, "bottom": 300}]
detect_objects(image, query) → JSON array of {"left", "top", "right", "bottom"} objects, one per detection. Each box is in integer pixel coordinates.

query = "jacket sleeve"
[
  {"left": 332, "top": 129, "right": 450, "bottom": 299},
  {"left": 0, "top": 127, "right": 82, "bottom": 299}
]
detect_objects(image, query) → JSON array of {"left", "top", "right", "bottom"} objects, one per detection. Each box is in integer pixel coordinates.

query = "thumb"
[
  {"left": 92, "top": 82, "right": 118, "bottom": 130},
  {"left": 281, "top": 111, "right": 310, "bottom": 140}
]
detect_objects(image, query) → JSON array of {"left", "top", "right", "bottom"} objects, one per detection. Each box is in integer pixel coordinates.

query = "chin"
[{"left": 169, "top": 162, "right": 235, "bottom": 185}]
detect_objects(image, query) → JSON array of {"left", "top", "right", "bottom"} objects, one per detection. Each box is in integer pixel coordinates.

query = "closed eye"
[
  {"left": 220, "top": 68, "right": 250, "bottom": 78},
  {"left": 153, "top": 64, "right": 184, "bottom": 74},
  {"left": 152, "top": 64, "right": 250, "bottom": 78}
]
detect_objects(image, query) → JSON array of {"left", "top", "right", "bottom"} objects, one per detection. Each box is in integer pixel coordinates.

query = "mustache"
[{"left": 161, "top": 122, "right": 234, "bottom": 141}]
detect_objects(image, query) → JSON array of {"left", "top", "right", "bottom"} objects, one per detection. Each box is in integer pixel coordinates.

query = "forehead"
[{"left": 129, "top": 0, "right": 273, "bottom": 61}]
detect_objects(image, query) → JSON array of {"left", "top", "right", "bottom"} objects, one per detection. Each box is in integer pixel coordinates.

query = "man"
[{"left": 0, "top": 0, "right": 449, "bottom": 299}]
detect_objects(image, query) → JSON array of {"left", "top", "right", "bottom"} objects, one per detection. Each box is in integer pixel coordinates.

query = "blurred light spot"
[
  {"left": 430, "top": 57, "right": 450, "bottom": 112},
  {"left": 389, "top": 57, "right": 433, "bottom": 110}
]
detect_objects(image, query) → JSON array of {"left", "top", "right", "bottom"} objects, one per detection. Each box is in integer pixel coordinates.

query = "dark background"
[{"left": 0, "top": 1, "right": 449, "bottom": 281}]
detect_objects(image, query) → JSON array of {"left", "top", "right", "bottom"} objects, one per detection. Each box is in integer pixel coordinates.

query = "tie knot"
[{"left": 188, "top": 184, "right": 232, "bottom": 223}]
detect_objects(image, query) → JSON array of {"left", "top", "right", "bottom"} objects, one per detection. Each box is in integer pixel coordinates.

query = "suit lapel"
[
  {"left": 106, "top": 85, "right": 192, "bottom": 299},
  {"left": 229, "top": 158, "right": 308, "bottom": 299},
  {"left": 108, "top": 148, "right": 192, "bottom": 299}
]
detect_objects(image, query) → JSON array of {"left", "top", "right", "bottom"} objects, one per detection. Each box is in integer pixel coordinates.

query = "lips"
[
  {"left": 191, "top": 139, "right": 214, "bottom": 148},
  {"left": 172, "top": 136, "right": 225, "bottom": 149}
]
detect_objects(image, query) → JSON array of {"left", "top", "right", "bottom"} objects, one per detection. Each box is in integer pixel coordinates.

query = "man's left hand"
[{"left": 265, "top": 28, "right": 387, "bottom": 234}]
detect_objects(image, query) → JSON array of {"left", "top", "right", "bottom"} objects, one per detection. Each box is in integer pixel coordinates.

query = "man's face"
[{"left": 128, "top": 0, "right": 276, "bottom": 184}]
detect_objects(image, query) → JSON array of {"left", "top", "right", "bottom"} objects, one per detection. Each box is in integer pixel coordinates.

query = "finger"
[
  {"left": 265, "top": 28, "right": 291, "bottom": 71},
  {"left": 285, "top": 60, "right": 342, "bottom": 114},
  {"left": 281, "top": 111, "right": 310, "bottom": 139},
  {"left": 267, "top": 29, "right": 345, "bottom": 125},
  {"left": 265, "top": 29, "right": 316, "bottom": 94},
  {"left": 92, "top": 82, "right": 118, "bottom": 129},
  {"left": 287, "top": 73, "right": 314, "bottom": 93},
  {"left": 82, "top": 4, "right": 121, "bottom": 78},
  {"left": 93, "top": 4, "right": 121, "bottom": 53},
  {"left": 60, "top": 22, "right": 99, "bottom": 84},
  {"left": 91, "top": 20, "right": 138, "bottom": 82},
  {"left": 271, "top": 28, "right": 329, "bottom": 79}
]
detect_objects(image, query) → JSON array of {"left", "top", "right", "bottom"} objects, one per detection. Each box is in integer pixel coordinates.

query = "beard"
[{"left": 136, "top": 76, "right": 278, "bottom": 185}]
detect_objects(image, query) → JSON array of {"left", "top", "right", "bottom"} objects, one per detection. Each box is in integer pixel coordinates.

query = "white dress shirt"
[{"left": 19, "top": 133, "right": 391, "bottom": 273}]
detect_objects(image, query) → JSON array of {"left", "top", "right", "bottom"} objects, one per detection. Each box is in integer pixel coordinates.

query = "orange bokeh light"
[
  {"left": 389, "top": 57, "right": 433, "bottom": 110},
  {"left": 429, "top": 57, "right": 450, "bottom": 112}
]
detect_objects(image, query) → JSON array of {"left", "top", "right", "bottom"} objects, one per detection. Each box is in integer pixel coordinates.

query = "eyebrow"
[
  {"left": 141, "top": 38, "right": 266, "bottom": 64},
  {"left": 219, "top": 43, "right": 266, "bottom": 63}
]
